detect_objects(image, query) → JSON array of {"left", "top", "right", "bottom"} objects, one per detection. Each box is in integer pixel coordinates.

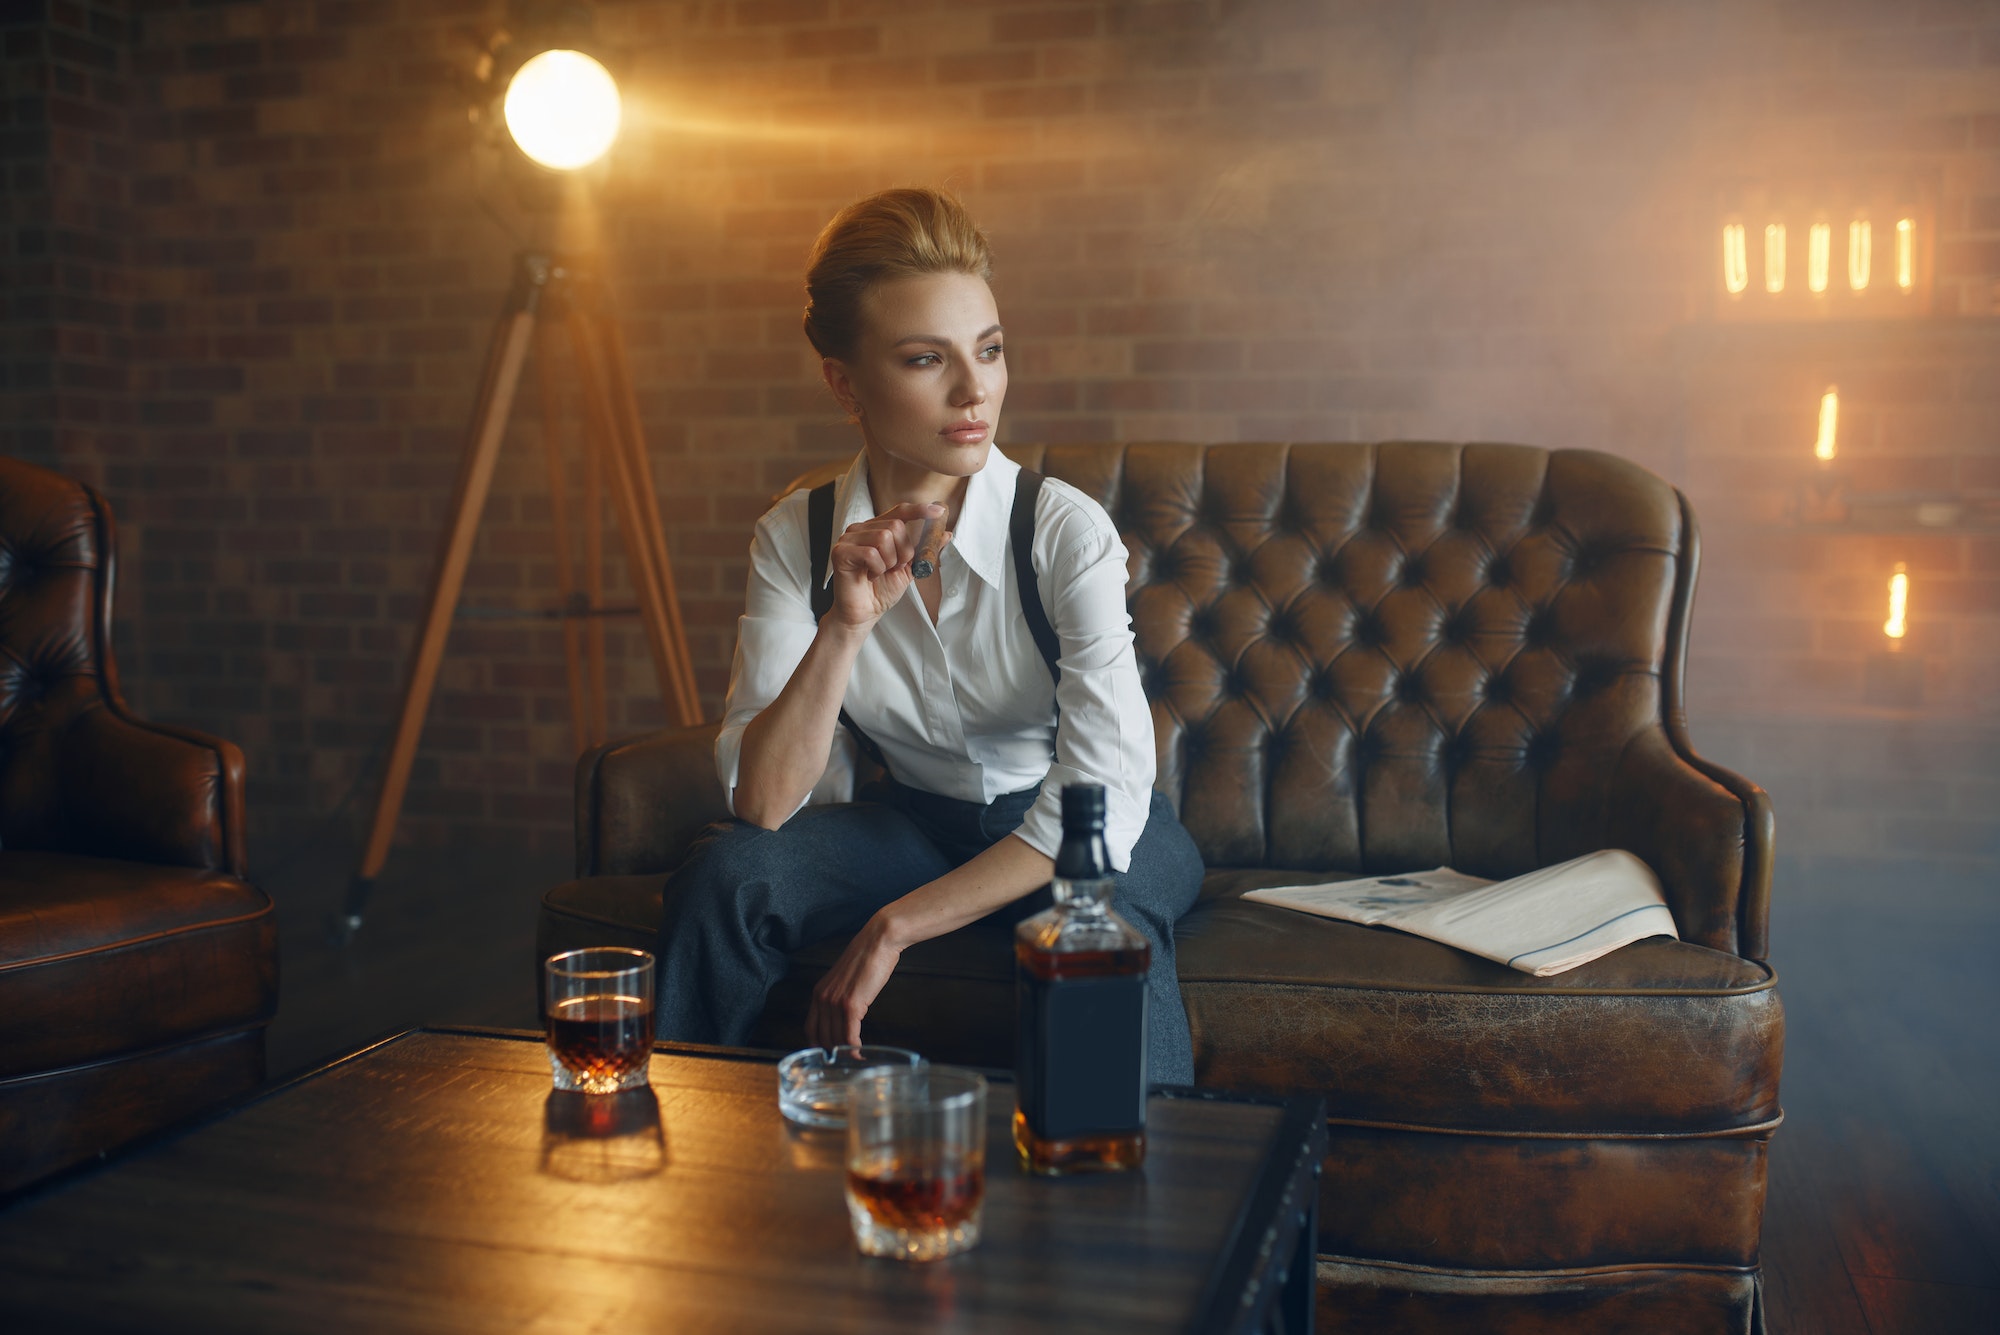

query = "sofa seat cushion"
[
  {"left": 1179, "top": 869, "right": 1782, "bottom": 1134},
  {"left": 541, "top": 866, "right": 1783, "bottom": 1137},
  {"left": 0, "top": 851, "right": 277, "bottom": 1079}
]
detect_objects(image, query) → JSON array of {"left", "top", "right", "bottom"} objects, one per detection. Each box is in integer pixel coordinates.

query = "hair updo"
[{"left": 802, "top": 187, "right": 994, "bottom": 361}]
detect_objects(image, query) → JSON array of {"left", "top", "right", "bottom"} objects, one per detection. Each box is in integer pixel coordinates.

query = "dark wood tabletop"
[{"left": 0, "top": 1028, "right": 1323, "bottom": 1334}]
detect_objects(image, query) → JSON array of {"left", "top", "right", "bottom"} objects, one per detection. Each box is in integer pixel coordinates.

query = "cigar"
[{"left": 910, "top": 516, "right": 947, "bottom": 579}]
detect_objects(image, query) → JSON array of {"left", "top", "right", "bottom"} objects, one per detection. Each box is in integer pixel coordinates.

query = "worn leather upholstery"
[
  {"left": 0, "top": 458, "right": 277, "bottom": 1195},
  {"left": 540, "top": 443, "right": 1780, "bottom": 1331}
]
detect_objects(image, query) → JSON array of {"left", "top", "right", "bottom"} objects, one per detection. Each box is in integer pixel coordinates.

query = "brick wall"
[{"left": 4, "top": 0, "right": 1996, "bottom": 870}]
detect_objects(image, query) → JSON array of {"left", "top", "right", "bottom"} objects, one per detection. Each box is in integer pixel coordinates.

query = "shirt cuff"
[{"left": 1016, "top": 764, "right": 1150, "bottom": 873}]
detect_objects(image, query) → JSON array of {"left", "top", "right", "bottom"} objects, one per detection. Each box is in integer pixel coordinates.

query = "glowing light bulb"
[
  {"left": 1722, "top": 223, "right": 1749, "bottom": 295},
  {"left": 1848, "top": 219, "right": 1871, "bottom": 291},
  {"left": 503, "top": 50, "right": 622, "bottom": 171},
  {"left": 1884, "top": 564, "right": 1908, "bottom": 641},
  {"left": 1764, "top": 223, "right": 1786, "bottom": 294},
  {"left": 1895, "top": 218, "right": 1915, "bottom": 293},
  {"left": 1807, "top": 222, "right": 1830, "bottom": 294},
  {"left": 1815, "top": 387, "right": 1838, "bottom": 462}
]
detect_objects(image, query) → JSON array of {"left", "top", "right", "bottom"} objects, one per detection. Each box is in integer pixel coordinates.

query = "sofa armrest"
[
  {"left": 576, "top": 722, "right": 729, "bottom": 877},
  {"left": 1606, "top": 725, "right": 1774, "bottom": 960},
  {"left": 47, "top": 705, "right": 248, "bottom": 877}
]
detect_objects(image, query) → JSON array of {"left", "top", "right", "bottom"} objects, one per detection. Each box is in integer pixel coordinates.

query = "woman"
[{"left": 656, "top": 187, "right": 1205, "bottom": 1084}]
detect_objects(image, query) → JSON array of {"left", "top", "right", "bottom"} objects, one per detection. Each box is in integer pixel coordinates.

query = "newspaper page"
[{"left": 1240, "top": 849, "right": 1678, "bottom": 976}]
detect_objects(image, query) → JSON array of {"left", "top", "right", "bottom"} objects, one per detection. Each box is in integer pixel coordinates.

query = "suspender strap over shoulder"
[
  {"left": 1009, "top": 469, "right": 1061, "bottom": 689},
  {"left": 805, "top": 471, "right": 1062, "bottom": 769}
]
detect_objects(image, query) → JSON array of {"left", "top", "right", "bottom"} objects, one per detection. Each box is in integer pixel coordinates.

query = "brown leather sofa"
[
  {"left": 0, "top": 457, "right": 277, "bottom": 1194},
  {"left": 540, "top": 442, "right": 1781, "bottom": 1333}
]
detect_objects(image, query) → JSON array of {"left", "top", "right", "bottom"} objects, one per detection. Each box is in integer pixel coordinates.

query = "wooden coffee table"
[{"left": 0, "top": 1028, "right": 1324, "bottom": 1333}]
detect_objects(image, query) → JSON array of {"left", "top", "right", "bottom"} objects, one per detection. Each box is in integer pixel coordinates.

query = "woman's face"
[{"left": 822, "top": 271, "right": 1007, "bottom": 490}]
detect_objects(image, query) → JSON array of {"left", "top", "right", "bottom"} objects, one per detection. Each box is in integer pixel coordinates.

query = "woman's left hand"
[{"left": 807, "top": 913, "right": 905, "bottom": 1049}]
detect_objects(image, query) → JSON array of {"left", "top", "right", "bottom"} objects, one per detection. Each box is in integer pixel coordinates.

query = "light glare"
[
  {"left": 1848, "top": 220, "right": 1871, "bottom": 290},
  {"left": 1884, "top": 564, "right": 1908, "bottom": 641},
  {"left": 1895, "top": 218, "right": 1915, "bottom": 293},
  {"left": 1815, "top": 388, "right": 1838, "bottom": 462},
  {"left": 1722, "top": 223, "right": 1748, "bottom": 294},
  {"left": 1808, "top": 222, "right": 1830, "bottom": 294},
  {"left": 504, "top": 49, "right": 622, "bottom": 171},
  {"left": 1764, "top": 223, "right": 1786, "bottom": 294}
]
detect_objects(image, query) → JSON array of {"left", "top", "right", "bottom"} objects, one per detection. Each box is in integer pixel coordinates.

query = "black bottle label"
[{"left": 1015, "top": 972, "right": 1149, "bottom": 1141}]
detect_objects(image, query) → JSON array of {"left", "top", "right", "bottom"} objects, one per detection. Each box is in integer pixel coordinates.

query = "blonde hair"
[{"left": 802, "top": 187, "right": 994, "bottom": 360}]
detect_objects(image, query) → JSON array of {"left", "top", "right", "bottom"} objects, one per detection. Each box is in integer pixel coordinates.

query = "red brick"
[
  {"left": 1134, "top": 339, "right": 1243, "bottom": 374},
  {"left": 782, "top": 26, "right": 880, "bottom": 59},
  {"left": 981, "top": 84, "right": 1085, "bottom": 117},
  {"left": 734, "top": 0, "right": 830, "bottom": 25},
  {"left": 993, "top": 8, "right": 1101, "bottom": 43}
]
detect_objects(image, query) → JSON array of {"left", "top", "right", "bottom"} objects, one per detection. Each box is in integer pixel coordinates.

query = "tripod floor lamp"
[{"left": 341, "top": 47, "right": 699, "bottom": 936}]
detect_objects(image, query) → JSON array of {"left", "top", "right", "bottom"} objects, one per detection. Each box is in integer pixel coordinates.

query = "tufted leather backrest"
[
  {"left": 769, "top": 440, "right": 1770, "bottom": 956},
  {"left": 0, "top": 457, "right": 244, "bottom": 873}
]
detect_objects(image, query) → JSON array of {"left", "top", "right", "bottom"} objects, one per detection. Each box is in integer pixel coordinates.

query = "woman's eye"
[
  {"left": 982, "top": 343, "right": 1004, "bottom": 360},
  {"left": 907, "top": 353, "right": 941, "bottom": 367}
]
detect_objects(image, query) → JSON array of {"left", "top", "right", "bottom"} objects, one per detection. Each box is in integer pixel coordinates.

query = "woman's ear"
[{"left": 820, "top": 358, "right": 863, "bottom": 421}]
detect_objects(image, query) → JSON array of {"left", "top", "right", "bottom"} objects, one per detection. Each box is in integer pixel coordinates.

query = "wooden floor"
[{"left": 266, "top": 843, "right": 1999, "bottom": 1333}]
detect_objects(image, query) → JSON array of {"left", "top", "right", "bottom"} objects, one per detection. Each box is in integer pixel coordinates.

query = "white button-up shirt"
[{"left": 715, "top": 449, "right": 1156, "bottom": 869}]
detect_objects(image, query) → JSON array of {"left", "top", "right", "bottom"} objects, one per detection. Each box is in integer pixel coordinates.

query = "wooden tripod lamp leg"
[
  {"left": 534, "top": 330, "right": 591, "bottom": 757},
  {"left": 580, "top": 404, "right": 609, "bottom": 749},
  {"left": 340, "top": 263, "right": 546, "bottom": 939},
  {"left": 597, "top": 311, "right": 703, "bottom": 722},
  {"left": 565, "top": 310, "right": 703, "bottom": 729}
]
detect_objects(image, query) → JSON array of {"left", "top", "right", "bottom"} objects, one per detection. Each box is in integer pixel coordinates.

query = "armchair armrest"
[
  {"left": 576, "top": 722, "right": 728, "bottom": 877},
  {"left": 40, "top": 705, "right": 247, "bottom": 877},
  {"left": 1606, "top": 724, "right": 1774, "bottom": 960}
]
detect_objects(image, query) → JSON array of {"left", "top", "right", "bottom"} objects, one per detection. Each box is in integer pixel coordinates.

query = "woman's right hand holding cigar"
[{"left": 827, "top": 501, "right": 951, "bottom": 629}]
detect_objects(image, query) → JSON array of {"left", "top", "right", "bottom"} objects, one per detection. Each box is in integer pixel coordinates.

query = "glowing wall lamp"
[
  {"left": 1884, "top": 564, "right": 1910, "bottom": 643},
  {"left": 1722, "top": 222, "right": 1749, "bottom": 295},
  {"left": 1864, "top": 562, "right": 1923, "bottom": 706},
  {"left": 1713, "top": 183, "right": 1932, "bottom": 320},
  {"left": 1807, "top": 221, "right": 1831, "bottom": 294},
  {"left": 1814, "top": 387, "right": 1839, "bottom": 463}
]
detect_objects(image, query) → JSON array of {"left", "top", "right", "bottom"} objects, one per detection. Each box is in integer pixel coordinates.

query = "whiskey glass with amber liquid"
[
  {"left": 844, "top": 1066, "right": 988, "bottom": 1261},
  {"left": 544, "top": 947, "right": 654, "bottom": 1094},
  {"left": 1014, "top": 783, "right": 1150, "bottom": 1175}
]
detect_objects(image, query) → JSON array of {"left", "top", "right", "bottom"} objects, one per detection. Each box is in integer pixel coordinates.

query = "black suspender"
[
  {"left": 807, "top": 469, "right": 1061, "bottom": 771},
  {"left": 1007, "top": 468, "right": 1061, "bottom": 689}
]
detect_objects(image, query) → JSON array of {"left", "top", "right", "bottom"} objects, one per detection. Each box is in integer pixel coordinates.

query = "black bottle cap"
[{"left": 1061, "top": 783, "right": 1106, "bottom": 828}]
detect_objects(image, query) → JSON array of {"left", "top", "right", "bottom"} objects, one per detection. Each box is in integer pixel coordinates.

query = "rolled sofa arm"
[
  {"left": 1605, "top": 724, "right": 1774, "bottom": 961},
  {"left": 22, "top": 704, "right": 248, "bottom": 878},
  {"left": 575, "top": 722, "right": 729, "bottom": 877}
]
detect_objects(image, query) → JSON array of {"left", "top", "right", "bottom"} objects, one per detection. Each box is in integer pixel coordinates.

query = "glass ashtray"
[{"left": 777, "top": 1045, "right": 924, "bottom": 1129}]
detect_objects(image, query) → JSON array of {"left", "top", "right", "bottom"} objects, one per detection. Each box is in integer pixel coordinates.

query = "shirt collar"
[{"left": 831, "top": 448, "right": 1019, "bottom": 592}]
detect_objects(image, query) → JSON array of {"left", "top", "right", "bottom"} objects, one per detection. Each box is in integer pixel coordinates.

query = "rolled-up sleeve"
[
  {"left": 714, "top": 499, "right": 855, "bottom": 817},
  {"left": 1013, "top": 511, "right": 1156, "bottom": 871}
]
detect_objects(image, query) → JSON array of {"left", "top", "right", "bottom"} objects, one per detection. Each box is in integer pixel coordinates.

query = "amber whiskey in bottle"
[{"left": 1014, "top": 783, "right": 1150, "bottom": 1175}]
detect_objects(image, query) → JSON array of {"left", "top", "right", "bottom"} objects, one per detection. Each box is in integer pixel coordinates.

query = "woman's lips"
[{"left": 941, "top": 420, "right": 990, "bottom": 444}]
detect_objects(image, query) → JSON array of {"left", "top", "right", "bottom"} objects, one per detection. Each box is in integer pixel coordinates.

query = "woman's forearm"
[
  {"left": 733, "top": 619, "right": 871, "bottom": 828},
  {"left": 877, "top": 833, "right": 1055, "bottom": 949}
]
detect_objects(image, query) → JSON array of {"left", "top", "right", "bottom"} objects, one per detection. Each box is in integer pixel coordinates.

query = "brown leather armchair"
[
  {"left": 541, "top": 442, "right": 1781, "bottom": 1333},
  {"left": 0, "top": 457, "right": 277, "bottom": 1194}
]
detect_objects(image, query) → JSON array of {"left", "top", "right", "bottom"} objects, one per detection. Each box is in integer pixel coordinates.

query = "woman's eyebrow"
[{"left": 893, "top": 324, "right": 1005, "bottom": 347}]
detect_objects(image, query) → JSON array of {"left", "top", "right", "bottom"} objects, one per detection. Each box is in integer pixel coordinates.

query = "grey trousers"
[{"left": 656, "top": 780, "right": 1206, "bottom": 1085}]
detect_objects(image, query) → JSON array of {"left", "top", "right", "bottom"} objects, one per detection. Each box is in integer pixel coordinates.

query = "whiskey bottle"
[{"left": 1014, "top": 783, "right": 1149, "bottom": 1175}]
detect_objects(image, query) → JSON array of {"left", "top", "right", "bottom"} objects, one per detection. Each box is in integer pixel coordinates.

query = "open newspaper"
[{"left": 1240, "top": 849, "right": 1678, "bottom": 977}]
